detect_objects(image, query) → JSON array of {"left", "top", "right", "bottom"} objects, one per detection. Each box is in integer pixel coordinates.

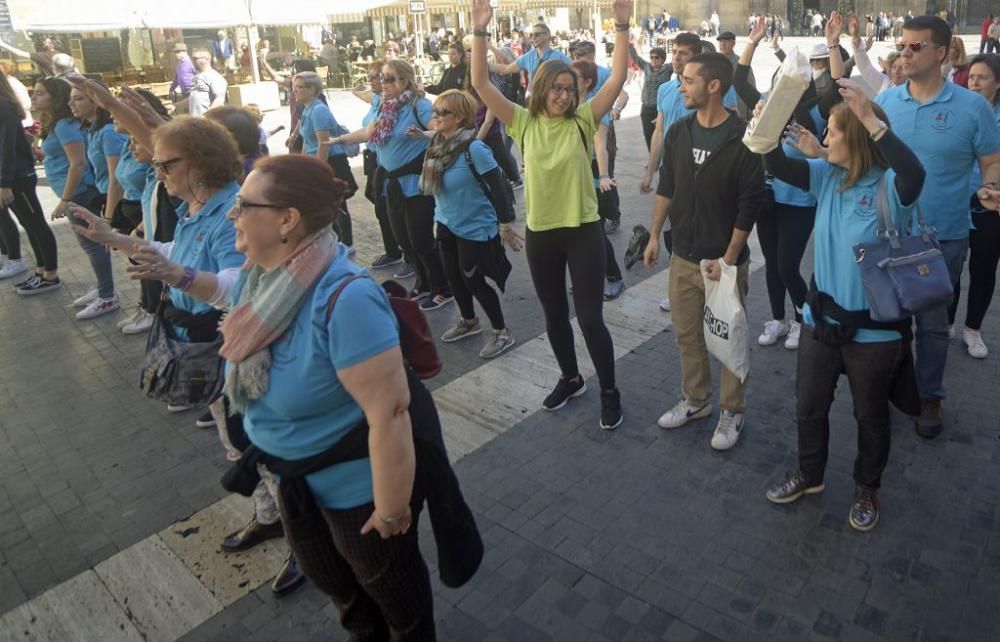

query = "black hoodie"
[
  {"left": 656, "top": 112, "right": 766, "bottom": 264},
  {"left": 0, "top": 101, "right": 35, "bottom": 188}
]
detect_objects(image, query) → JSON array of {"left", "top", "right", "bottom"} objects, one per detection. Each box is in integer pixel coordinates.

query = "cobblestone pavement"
[{"left": 2, "top": 36, "right": 999, "bottom": 642}]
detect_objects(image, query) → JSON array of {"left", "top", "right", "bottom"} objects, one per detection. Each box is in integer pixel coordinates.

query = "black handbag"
[{"left": 139, "top": 293, "right": 224, "bottom": 407}]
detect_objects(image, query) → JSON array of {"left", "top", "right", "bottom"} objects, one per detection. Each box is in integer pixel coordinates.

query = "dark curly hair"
[{"left": 152, "top": 116, "right": 243, "bottom": 189}]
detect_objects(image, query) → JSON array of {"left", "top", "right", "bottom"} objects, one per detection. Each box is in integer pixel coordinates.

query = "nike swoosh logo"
[{"left": 462, "top": 265, "right": 478, "bottom": 279}]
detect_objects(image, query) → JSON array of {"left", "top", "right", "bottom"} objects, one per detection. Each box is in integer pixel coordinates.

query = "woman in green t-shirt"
[{"left": 470, "top": 0, "right": 632, "bottom": 430}]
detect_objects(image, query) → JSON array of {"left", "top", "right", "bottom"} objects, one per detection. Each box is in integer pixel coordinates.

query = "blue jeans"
[
  {"left": 914, "top": 237, "right": 969, "bottom": 400},
  {"left": 69, "top": 189, "right": 115, "bottom": 299}
]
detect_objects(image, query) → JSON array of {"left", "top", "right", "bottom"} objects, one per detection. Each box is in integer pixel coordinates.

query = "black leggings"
[
  {"left": 954, "top": 210, "right": 1000, "bottom": 330},
  {"left": 525, "top": 221, "right": 616, "bottom": 391},
  {"left": 0, "top": 175, "right": 59, "bottom": 271},
  {"left": 757, "top": 199, "right": 815, "bottom": 322},
  {"left": 437, "top": 224, "right": 505, "bottom": 330},
  {"left": 596, "top": 187, "right": 622, "bottom": 281},
  {"left": 327, "top": 154, "right": 355, "bottom": 246},
  {"left": 387, "top": 194, "right": 449, "bottom": 296}
]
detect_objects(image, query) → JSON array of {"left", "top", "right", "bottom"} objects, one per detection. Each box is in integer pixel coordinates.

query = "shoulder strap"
[
  {"left": 464, "top": 145, "right": 495, "bottom": 207},
  {"left": 325, "top": 273, "right": 371, "bottom": 323},
  {"left": 411, "top": 100, "right": 426, "bottom": 130}
]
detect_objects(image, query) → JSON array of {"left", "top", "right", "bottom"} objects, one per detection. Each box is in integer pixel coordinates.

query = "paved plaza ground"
[{"left": 1, "top": 36, "right": 998, "bottom": 642}]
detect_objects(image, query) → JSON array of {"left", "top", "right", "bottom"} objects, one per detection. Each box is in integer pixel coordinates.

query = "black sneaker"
[
  {"left": 849, "top": 487, "right": 879, "bottom": 531},
  {"left": 371, "top": 254, "right": 403, "bottom": 269},
  {"left": 623, "top": 225, "right": 650, "bottom": 270},
  {"left": 599, "top": 389, "right": 623, "bottom": 430},
  {"left": 14, "top": 272, "right": 41, "bottom": 289},
  {"left": 542, "top": 376, "right": 586, "bottom": 411},
  {"left": 16, "top": 276, "right": 62, "bottom": 296},
  {"left": 195, "top": 411, "right": 217, "bottom": 428},
  {"left": 766, "top": 469, "right": 825, "bottom": 504}
]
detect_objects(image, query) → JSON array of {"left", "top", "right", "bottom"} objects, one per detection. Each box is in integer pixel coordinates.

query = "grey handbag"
[
  {"left": 139, "top": 293, "right": 224, "bottom": 407},
  {"left": 852, "top": 176, "right": 953, "bottom": 322}
]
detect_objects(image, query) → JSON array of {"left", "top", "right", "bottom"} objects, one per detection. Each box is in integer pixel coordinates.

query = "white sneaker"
[
  {"left": 758, "top": 319, "right": 789, "bottom": 346},
  {"left": 657, "top": 399, "right": 712, "bottom": 429},
  {"left": 75, "top": 294, "right": 120, "bottom": 320},
  {"left": 166, "top": 403, "right": 191, "bottom": 413},
  {"left": 963, "top": 328, "right": 988, "bottom": 359},
  {"left": 73, "top": 288, "right": 99, "bottom": 308},
  {"left": 711, "top": 411, "right": 744, "bottom": 451},
  {"left": 0, "top": 259, "right": 26, "bottom": 279},
  {"left": 121, "top": 310, "right": 154, "bottom": 335},
  {"left": 659, "top": 295, "right": 671, "bottom": 312},
  {"left": 784, "top": 321, "right": 801, "bottom": 350},
  {"left": 118, "top": 305, "right": 145, "bottom": 329}
]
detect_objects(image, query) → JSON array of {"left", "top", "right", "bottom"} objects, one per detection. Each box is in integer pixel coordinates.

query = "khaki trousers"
[{"left": 668, "top": 255, "right": 750, "bottom": 413}]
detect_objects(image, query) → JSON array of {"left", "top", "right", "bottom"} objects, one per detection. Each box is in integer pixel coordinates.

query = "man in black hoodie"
[{"left": 642, "top": 52, "right": 765, "bottom": 452}]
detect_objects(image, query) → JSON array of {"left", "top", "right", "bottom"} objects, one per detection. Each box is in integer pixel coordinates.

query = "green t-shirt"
[
  {"left": 689, "top": 113, "right": 735, "bottom": 168},
  {"left": 508, "top": 101, "right": 599, "bottom": 232}
]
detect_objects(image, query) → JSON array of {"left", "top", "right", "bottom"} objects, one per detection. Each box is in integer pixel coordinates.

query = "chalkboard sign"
[
  {"left": 81, "top": 38, "right": 123, "bottom": 73},
  {"left": 0, "top": 0, "right": 14, "bottom": 45}
]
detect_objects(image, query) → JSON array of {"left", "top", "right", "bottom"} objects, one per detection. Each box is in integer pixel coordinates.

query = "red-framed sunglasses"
[{"left": 894, "top": 40, "right": 932, "bottom": 53}]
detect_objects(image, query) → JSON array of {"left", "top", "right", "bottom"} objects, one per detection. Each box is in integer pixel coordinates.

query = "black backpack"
[{"left": 464, "top": 145, "right": 515, "bottom": 222}]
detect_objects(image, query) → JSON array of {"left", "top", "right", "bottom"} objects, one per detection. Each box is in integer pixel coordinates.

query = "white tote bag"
[{"left": 702, "top": 261, "right": 751, "bottom": 382}]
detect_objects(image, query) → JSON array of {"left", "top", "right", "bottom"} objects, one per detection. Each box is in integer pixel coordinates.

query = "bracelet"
[
  {"left": 175, "top": 265, "right": 197, "bottom": 292},
  {"left": 615, "top": 22, "right": 630, "bottom": 32},
  {"left": 868, "top": 120, "right": 888, "bottom": 141},
  {"left": 376, "top": 509, "right": 409, "bottom": 525},
  {"left": 473, "top": 28, "right": 489, "bottom": 38},
  {"left": 599, "top": 174, "right": 610, "bottom": 179}
]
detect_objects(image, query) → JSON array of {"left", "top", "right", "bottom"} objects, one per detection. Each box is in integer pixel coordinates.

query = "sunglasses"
[
  {"left": 381, "top": 75, "right": 398, "bottom": 83},
  {"left": 231, "top": 196, "right": 283, "bottom": 217},
  {"left": 530, "top": 32, "right": 548, "bottom": 38},
  {"left": 894, "top": 40, "right": 932, "bottom": 53},
  {"left": 151, "top": 157, "right": 182, "bottom": 174},
  {"left": 432, "top": 108, "right": 453, "bottom": 117}
]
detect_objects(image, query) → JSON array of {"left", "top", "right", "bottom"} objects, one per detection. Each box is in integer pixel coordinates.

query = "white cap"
[{"left": 809, "top": 43, "right": 830, "bottom": 60}]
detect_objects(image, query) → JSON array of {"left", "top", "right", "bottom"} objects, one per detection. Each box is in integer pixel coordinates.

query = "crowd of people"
[{"left": 4, "top": 1, "right": 1000, "bottom": 637}]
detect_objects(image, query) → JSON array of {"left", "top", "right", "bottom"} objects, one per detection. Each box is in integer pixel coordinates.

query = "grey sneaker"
[
  {"left": 479, "top": 328, "right": 515, "bottom": 359},
  {"left": 441, "top": 317, "right": 482, "bottom": 343}
]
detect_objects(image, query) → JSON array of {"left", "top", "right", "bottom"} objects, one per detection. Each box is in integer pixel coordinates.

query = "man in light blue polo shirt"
[
  {"left": 874, "top": 15, "right": 1000, "bottom": 438},
  {"left": 490, "top": 23, "right": 570, "bottom": 91},
  {"left": 640, "top": 32, "right": 737, "bottom": 194}
]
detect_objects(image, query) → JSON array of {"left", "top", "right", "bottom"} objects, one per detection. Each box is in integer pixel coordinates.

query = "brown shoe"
[
  {"left": 914, "top": 398, "right": 943, "bottom": 439},
  {"left": 221, "top": 516, "right": 283, "bottom": 553}
]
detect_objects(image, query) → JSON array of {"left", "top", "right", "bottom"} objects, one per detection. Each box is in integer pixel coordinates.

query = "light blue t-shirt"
[
  {"left": 370, "top": 97, "right": 433, "bottom": 198},
  {"left": 876, "top": 81, "right": 1000, "bottom": 240},
  {"left": 86, "top": 123, "right": 127, "bottom": 194},
  {"left": 362, "top": 93, "right": 382, "bottom": 128},
  {"left": 40, "top": 118, "right": 95, "bottom": 199},
  {"left": 299, "top": 99, "right": 348, "bottom": 158},
  {"left": 434, "top": 140, "right": 499, "bottom": 241},
  {"left": 593, "top": 64, "right": 612, "bottom": 94},
  {"left": 516, "top": 47, "right": 572, "bottom": 83},
  {"left": 114, "top": 145, "right": 150, "bottom": 201},
  {"left": 969, "top": 99, "right": 1000, "bottom": 195},
  {"left": 242, "top": 254, "right": 400, "bottom": 509},
  {"left": 656, "top": 76, "right": 738, "bottom": 131},
  {"left": 802, "top": 160, "right": 915, "bottom": 343},
  {"left": 169, "top": 181, "right": 245, "bottom": 318}
]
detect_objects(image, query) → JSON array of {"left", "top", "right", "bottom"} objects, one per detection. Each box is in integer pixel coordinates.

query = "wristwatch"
[{"left": 868, "top": 119, "right": 888, "bottom": 141}]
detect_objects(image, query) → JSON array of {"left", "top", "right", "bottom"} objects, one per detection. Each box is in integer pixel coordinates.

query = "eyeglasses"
[
  {"left": 550, "top": 85, "right": 575, "bottom": 96},
  {"left": 530, "top": 32, "right": 548, "bottom": 38},
  {"left": 650, "top": 54, "right": 665, "bottom": 59},
  {"left": 381, "top": 75, "right": 398, "bottom": 84},
  {"left": 894, "top": 40, "right": 932, "bottom": 53},
  {"left": 151, "top": 157, "right": 182, "bottom": 174},
  {"left": 432, "top": 108, "right": 454, "bottom": 117},
  {"left": 231, "top": 196, "right": 283, "bottom": 217}
]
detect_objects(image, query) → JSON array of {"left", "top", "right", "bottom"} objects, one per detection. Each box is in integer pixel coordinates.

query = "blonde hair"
[
  {"left": 382, "top": 59, "right": 425, "bottom": 99},
  {"left": 950, "top": 36, "right": 967, "bottom": 66},
  {"left": 434, "top": 90, "right": 477, "bottom": 129},
  {"left": 527, "top": 60, "right": 579, "bottom": 118},
  {"left": 829, "top": 102, "right": 890, "bottom": 190}
]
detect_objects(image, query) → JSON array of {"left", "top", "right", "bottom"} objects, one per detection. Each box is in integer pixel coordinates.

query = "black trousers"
[
  {"left": 757, "top": 199, "right": 815, "bottom": 322},
  {"left": 387, "top": 194, "right": 448, "bottom": 296},
  {"left": 640, "top": 105, "right": 658, "bottom": 152},
  {"left": 373, "top": 185, "right": 402, "bottom": 260},
  {"left": 525, "top": 221, "right": 616, "bottom": 391},
  {"left": 0, "top": 175, "right": 58, "bottom": 271},
  {"left": 437, "top": 224, "right": 505, "bottom": 330},
  {"left": 964, "top": 210, "right": 1000, "bottom": 330},
  {"left": 796, "top": 330, "right": 902, "bottom": 490},
  {"left": 278, "top": 500, "right": 435, "bottom": 641},
  {"left": 596, "top": 187, "right": 622, "bottom": 281},
  {"left": 327, "top": 154, "right": 356, "bottom": 247}
]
